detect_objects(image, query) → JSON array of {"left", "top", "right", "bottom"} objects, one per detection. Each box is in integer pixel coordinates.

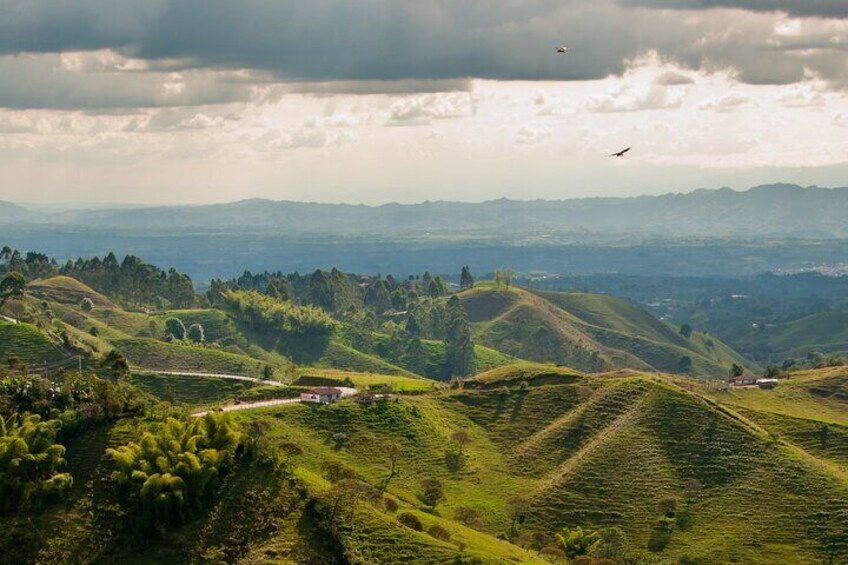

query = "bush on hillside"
[
  {"left": 187, "top": 323, "right": 205, "bottom": 343},
  {"left": 398, "top": 512, "right": 423, "bottom": 531},
  {"left": 107, "top": 413, "right": 242, "bottom": 530},
  {"left": 427, "top": 523, "right": 451, "bottom": 542},
  {"left": 165, "top": 317, "right": 187, "bottom": 341},
  {"left": 0, "top": 413, "right": 73, "bottom": 514},
  {"left": 80, "top": 297, "right": 94, "bottom": 312}
]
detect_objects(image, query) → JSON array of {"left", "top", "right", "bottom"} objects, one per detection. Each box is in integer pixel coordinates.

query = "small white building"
[{"left": 300, "top": 386, "right": 343, "bottom": 404}]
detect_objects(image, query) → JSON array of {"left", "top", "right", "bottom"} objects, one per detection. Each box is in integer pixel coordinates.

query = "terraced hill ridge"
[
  {"left": 460, "top": 285, "right": 754, "bottom": 378},
  {"left": 4, "top": 363, "right": 847, "bottom": 563}
]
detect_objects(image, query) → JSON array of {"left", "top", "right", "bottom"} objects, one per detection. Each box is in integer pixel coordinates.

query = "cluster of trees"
[
  {"left": 1, "top": 246, "right": 196, "bottom": 309},
  {"left": 107, "top": 413, "right": 243, "bottom": 530},
  {"left": 0, "top": 247, "right": 56, "bottom": 280},
  {"left": 214, "top": 267, "right": 457, "bottom": 315},
  {"left": 221, "top": 290, "right": 336, "bottom": 342},
  {"left": 0, "top": 372, "right": 148, "bottom": 433},
  {"left": 0, "top": 413, "right": 73, "bottom": 514},
  {"left": 62, "top": 253, "right": 195, "bottom": 308}
]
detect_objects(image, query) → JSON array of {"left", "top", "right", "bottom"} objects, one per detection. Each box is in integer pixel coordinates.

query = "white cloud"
[
  {"left": 698, "top": 94, "right": 756, "bottom": 111},
  {"left": 385, "top": 93, "right": 477, "bottom": 126},
  {"left": 515, "top": 125, "right": 551, "bottom": 145}
]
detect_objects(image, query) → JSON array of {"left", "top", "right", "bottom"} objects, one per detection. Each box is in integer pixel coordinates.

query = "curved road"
[{"left": 132, "top": 368, "right": 287, "bottom": 387}]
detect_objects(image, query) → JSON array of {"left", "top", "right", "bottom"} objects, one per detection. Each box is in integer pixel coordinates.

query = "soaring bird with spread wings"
[{"left": 610, "top": 147, "right": 631, "bottom": 157}]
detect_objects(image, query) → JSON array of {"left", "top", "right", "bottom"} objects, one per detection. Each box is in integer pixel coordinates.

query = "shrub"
[
  {"left": 0, "top": 413, "right": 73, "bottom": 514},
  {"left": 165, "top": 317, "right": 186, "bottom": 340},
  {"left": 80, "top": 297, "right": 94, "bottom": 312},
  {"left": 187, "top": 323, "right": 205, "bottom": 343},
  {"left": 454, "top": 506, "right": 481, "bottom": 527},
  {"left": 107, "top": 413, "right": 242, "bottom": 529},
  {"left": 383, "top": 497, "right": 399, "bottom": 513},
  {"left": 420, "top": 477, "right": 445, "bottom": 508},
  {"left": 427, "top": 524, "right": 451, "bottom": 542},
  {"left": 398, "top": 512, "right": 423, "bottom": 531}
]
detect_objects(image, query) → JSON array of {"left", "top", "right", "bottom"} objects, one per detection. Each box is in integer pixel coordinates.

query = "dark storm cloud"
[
  {"left": 618, "top": 1, "right": 848, "bottom": 19},
  {"left": 0, "top": 0, "right": 846, "bottom": 109}
]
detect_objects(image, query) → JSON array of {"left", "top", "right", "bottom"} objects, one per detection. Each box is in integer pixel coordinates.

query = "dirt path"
[
  {"left": 132, "top": 368, "right": 286, "bottom": 387},
  {"left": 192, "top": 397, "right": 302, "bottom": 417}
]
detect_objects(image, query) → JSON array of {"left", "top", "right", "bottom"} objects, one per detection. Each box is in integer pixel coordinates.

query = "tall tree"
[
  {"left": 444, "top": 295, "right": 476, "bottom": 378},
  {"left": 460, "top": 265, "right": 474, "bottom": 290},
  {"left": 0, "top": 271, "right": 26, "bottom": 308}
]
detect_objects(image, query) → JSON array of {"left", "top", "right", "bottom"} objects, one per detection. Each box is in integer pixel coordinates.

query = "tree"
[
  {"left": 80, "top": 297, "right": 94, "bottom": 312},
  {"left": 381, "top": 442, "right": 401, "bottom": 491},
  {"left": 765, "top": 364, "right": 780, "bottom": 379},
  {"left": 420, "top": 478, "right": 445, "bottom": 508},
  {"left": 107, "top": 414, "right": 242, "bottom": 529},
  {"left": 187, "top": 323, "right": 205, "bottom": 343},
  {"left": 460, "top": 266, "right": 474, "bottom": 290},
  {"left": 0, "top": 413, "right": 73, "bottom": 514},
  {"left": 165, "top": 317, "right": 187, "bottom": 341},
  {"left": 0, "top": 271, "right": 26, "bottom": 308},
  {"left": 100, "top": 349, "right": 129, "bottom": 382},
  {"left": 494, "top": 269, "right": 515, "bottom": 290},
  {"left": 679, "top": 323, "right": 693, "bottom": 338},
  {"left": 678, "top": 355, "right": 693, "bottom": 373},
  {"left": 729, "top": 363, "right": 745, "bottom": 378},
  {"left": 451, "top": 429, "right": 471, "bottom": 455},
  {"left": 444, "top": 295, "right": 476, "bottom": 378}
]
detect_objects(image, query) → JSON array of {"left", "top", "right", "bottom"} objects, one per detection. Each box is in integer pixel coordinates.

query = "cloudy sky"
[{"left": 1, "top": 0, "right": 847, "bottom": 205}]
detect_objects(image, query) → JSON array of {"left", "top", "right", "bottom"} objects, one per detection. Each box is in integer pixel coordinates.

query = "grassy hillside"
[
  {"left": 739, "top": 309, "right": 848, "bottom": 360},
  {"left": 29, "top": 276, "right": 116, "bottom": 308},
  {"left": 461, "top": 286, "right": 752, "bottom": 378},
  {"left": 294, "top": 368, "right": 436, "bottom": 392},
  {"left": 113, "top": 337, "right": 268, "bottom": 378},
  {"left": 127, "top": 372, "right": 259, "bottom": 406},
  {"left": 222, "top": 365, "right": 847, "bottom": 564},
  {"left": 0, "top": 321, "right": 68, "bottom": 366},
  {"left": 4, "top": 363, "right": 847, "bottom": 564}
]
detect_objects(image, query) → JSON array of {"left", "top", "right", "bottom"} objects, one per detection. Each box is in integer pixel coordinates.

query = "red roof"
[{"left": 306, "top": 387, "right": 342, "bottom": 395}]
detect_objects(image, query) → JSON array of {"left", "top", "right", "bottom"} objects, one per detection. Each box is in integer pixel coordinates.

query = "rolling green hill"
[
  {"left": 0, "top": 321, "right": 69, "bottom": 367},
  {"left": 4, "top": 363, "right": 848, "bottom": 563},
  {"left": 737, "top": 309, "right": 848, "bottom": 361},
  {"left": 460, "top": 285, "right": 753, "bottom": 378}
]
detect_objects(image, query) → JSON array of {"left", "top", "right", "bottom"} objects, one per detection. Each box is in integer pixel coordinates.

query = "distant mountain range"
[{"left": 4, "top": 183, "right": 848, "bottom": 238}]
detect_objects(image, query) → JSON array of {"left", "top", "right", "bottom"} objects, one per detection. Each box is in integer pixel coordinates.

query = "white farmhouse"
[{"left": 300, "top": 386, "right": 343, "bottom": 404}]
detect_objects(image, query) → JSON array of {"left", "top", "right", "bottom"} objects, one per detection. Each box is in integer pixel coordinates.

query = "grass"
[
  {"left": 0, "top": 320, "right": 69, "bottom": 366},
  {"left": 315, "top": 339, "right": 419, "bottom": 377},
  {"left": 5, "top": 362, "right": 848, "bottom": 564},
  {"left": 127, "top": 372, "right": 259, "bottom": 406},
  {"left": 461, "top": 286, "right": 755, "bottom": 378},
  {"left": 113, "top": 337, "right": 268, "bottom": 378},
  {"left": 28, "top": 276, "right": 116, "bottom": 308},
  {"left": 295, "top": 368, "right": 436, "bottom": 392},
  {"left": 152, "top": 309, "right": 239, "bottom": 342},
  {"left": 227, "top": 364, "right": 848, "bottom": 564}
]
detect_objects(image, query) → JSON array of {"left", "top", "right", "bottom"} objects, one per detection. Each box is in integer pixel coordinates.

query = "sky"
[{"left": 0, "top": 0, "right": 847, "bottom": 205}]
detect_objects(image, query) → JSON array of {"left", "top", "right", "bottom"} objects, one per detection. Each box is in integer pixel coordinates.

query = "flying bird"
[
  {"left": 610, "top": 147, "right": 631, "bottom": 157},
  {"left": 556, "top": 46, "right": 568, "bottom": 54}
]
